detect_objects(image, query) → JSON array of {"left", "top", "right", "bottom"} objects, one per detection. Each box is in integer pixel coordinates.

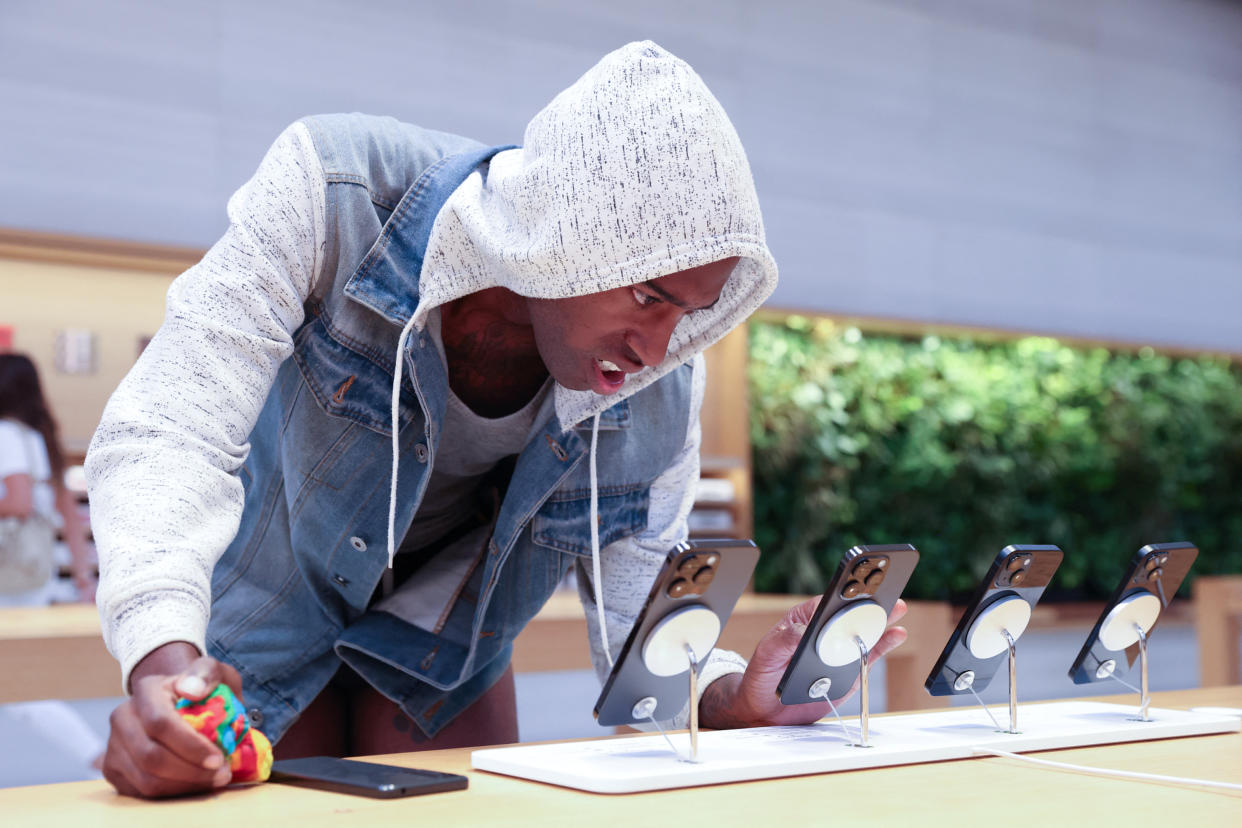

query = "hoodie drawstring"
[
  {"left": 388, "top": 315, "right": 422, "bottom": 568},
  {"left": 389, "top": 324, "right": 613, "bottom": 667},
  {"left": 588, "top": 412, "right": 614, "bottom": 668}
]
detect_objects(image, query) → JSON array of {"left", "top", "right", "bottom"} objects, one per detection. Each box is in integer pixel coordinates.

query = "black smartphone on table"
[
  {"left": 269, "top": 757, "right": 468, "bottom": 799},
  {"left": 1068, "top": 541, "right": 1198, "bottom": 685},
  {"left": 592, "top": 538, "right": 759, "bottom": 726},
  {"left": 776, "top": 544, "right": 920, "bottom": 704},
  {"left": 925, "top": 544, "right": 1063, "bottom": 697}
]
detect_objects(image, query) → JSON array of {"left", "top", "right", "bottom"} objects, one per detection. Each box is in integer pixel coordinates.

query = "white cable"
[
  {"left": 823, "top": 694, "right": 859, "bottom": 743},
  {"left": 1107, "top": 673, "right": 1143, "bottom": 695},
  {"left": 587, "top": 413, "right": 613, "bottom": 667},
  {"left": 974, "top": 746, "right": 1242, "bottom": 792},
  {"left": 967, "top": 685, "right": 1004, "bottom": 731},
  {"left": 1189, "top": 707, "right": 1242, "bottom": 717},
  {"left": 388, "top": 315, "right": 421, "bottom": 568},
  {"left": 1106, "top": 671, "right": 1149, "bottom": 716},
  {"left": 646, "top": 713, "right": 685, "bottom": 761}
]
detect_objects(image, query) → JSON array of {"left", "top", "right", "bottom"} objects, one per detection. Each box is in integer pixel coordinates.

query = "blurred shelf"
[{"left": 690, "top": 327, "right": 752, "bottom": 540}]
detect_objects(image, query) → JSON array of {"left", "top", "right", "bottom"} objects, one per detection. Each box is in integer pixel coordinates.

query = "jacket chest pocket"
[
  {"left": 530, "top": 484, "right": 650, "bottom": 556},
  {"left": 284, "top": 315, "right": 426, "bottom": 496},
  {"left": 291, "top": 313, "right": 419, "bottom": 436}
]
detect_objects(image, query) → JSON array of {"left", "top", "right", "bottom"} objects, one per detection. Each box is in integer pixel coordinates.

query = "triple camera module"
[
  {"left": 666, "top": 551, "right": 720, "bottom": 598},
  {"left": 994, "top": 551, "right": 1033, "bottom": 588},
  {"left": 1136, "top": 550, "right": 1169, "bottom": 585},
  {"left": 839, "top": 555, "right": 889, "bottom": 599}
]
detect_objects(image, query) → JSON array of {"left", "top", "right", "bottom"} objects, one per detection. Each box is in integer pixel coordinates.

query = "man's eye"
[{"left": 631, "top": 287, "right": 659, "bottom": 307}]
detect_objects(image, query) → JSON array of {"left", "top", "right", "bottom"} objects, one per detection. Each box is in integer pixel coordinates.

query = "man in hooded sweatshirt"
[{"left": 86, "top": 42, "right": 908, "bottom": 798}]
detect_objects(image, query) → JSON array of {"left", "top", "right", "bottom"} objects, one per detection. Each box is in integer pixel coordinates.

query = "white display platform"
[{"left": 471, "top": 702, "right": 1240, "bottom": 794}]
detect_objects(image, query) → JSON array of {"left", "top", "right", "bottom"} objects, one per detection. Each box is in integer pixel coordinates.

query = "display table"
[{"left": 2, "top": 687, "right": 1239, "bottom": 826}]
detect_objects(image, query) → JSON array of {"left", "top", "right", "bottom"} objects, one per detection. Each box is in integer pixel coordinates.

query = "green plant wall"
[{"left": 748, "top": 317, "right": 1242, "bottom": 601}]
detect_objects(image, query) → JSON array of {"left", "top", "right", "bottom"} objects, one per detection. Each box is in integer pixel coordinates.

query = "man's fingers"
[
  {"left": 217, "top": 662, "right": 244, "bottom": 700},
  {"left": 173, "top": 655, "right": 225, "bottom": 699},
  {"left": 173, "top": 655, "right": 244, "bottom": 702},
  {"left": 887, "top": 598, "right": 908, "bottom": 625},
  {"left": 172, "top": 673, "right": 208, "bottom": 699},
  {"left": 836, "top": 625, "right": 909, "bottom": 701},
  {"left": 872, "top": 625, "right": 908, "bottom": 660},
  {"left": 753, "top": 596, "right": 906, "bottom": 681},
  {"left": 107, "top": 741, "right": 229, "bottom": 799},
  {"left": 130, "top": 730, "right": 226, "bottom": 786},
  {"left": 748, "top": 610, "right": 811, "bottom": 674},
  {"left": 114, "top": 696, "right": 221, "bottom": 778},
  {"left": 131, "top": 675, "right": 225, "bottom": 771},
  {"left": 106, "top": 702, "right": 229, "bottom": 798},
  {"left": 101, "top": 738, "right": 141, "bottom": 798},
  {"left": 110, "top": 730, "right": 228, "bottom": 796},
  {"left": 784, "top": 595, "right": 902, "bottom": 642},
  {"left": 732, "top": 597, "right": 911, "bottom": 726},
  {"left": 786, "top": 595, "right": 823, "bottom": 627}
]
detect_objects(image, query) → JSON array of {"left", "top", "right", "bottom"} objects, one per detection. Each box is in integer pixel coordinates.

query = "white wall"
[{"left": 2, "top": 0, "right": 1239, "bottom": 351}]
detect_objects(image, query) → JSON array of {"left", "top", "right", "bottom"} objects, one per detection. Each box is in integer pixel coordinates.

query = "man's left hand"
[{"left": 698, "top": 597, "right": 908, "bottom": 729}]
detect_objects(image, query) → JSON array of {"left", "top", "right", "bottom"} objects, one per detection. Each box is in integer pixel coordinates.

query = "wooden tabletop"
[{"left": 3, "top": 687, "right": 1239, "bottom": 827}]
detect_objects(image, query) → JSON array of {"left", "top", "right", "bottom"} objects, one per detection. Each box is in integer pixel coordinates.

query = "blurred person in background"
[{"left": 0, "top": 353, "right": 95, "bottom": 605}]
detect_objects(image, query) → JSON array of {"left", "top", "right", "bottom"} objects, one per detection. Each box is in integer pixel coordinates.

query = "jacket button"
[
  {"left": 350, "top": 536, "right": 367, "bottom": 552},
  {"left": 333, "top": 573, "right": 350, "bottom": 587},
  {"left": 414, "top": 443, "right": 429, "bottom": 463},
  {"left": 248, "top": 708, "right": 264, "bottom": 727}
]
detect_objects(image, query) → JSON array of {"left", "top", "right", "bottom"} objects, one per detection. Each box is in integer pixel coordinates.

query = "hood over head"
[{"left": 415, "top": 40, "right": 779, "bottom": 429}]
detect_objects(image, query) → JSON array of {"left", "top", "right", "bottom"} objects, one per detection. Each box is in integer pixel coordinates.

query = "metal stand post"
[
  {"left": 855, "top": 635, "right": 872, "bottom": 748},
  {"left": 1133, "top": 624, "right": 1151, "bottom": 723},
  {"left": 1002, "top": 628, "right": 1019, "bottom": 734},
  {"left": 685, "top": 644, "right": 701, "bottom": 762}
]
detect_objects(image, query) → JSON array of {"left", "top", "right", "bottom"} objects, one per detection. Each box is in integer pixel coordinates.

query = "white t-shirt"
[{"left": 0, "top": 419, "right": 56, "bottom": 521}]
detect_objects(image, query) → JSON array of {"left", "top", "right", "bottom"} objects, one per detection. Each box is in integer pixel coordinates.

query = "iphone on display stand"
[
  {"left": 925, "top": 544, "right": 1063, "bottom": 698},
  {"left": 776, "top": 544, "right": 920, "bottom": 706},
  {"left": 1068, "top": 542, "right": 1198, "bottom": 686},
  {"left": 593, "top": 538, "right": 759, "bottom": 728}
]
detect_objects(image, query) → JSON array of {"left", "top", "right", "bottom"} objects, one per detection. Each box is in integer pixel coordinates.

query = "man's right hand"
[{"left": 102, "top": 642, "right": 244, "bottom": 798}]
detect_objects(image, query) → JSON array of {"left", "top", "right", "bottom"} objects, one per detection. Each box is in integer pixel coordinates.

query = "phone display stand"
[
  {"left": 472, "top": 703, "right": 1240, "bottom": 794},
  {"left": 807, "top": 601, "right": 887, "bottom": 747},
  {"left": 961, "top": 595, "right": 1031, "bottom": 733},
  {"left": 634, "top": 604, "right": 721, "bottom": 762},
  {"left": 1096, "top": 592, "right": 1161, "bottom": 721}
]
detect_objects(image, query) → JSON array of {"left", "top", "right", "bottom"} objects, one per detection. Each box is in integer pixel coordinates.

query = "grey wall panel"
[{"left": 1, "top": 0, "right": 1238, "bottom": 351}]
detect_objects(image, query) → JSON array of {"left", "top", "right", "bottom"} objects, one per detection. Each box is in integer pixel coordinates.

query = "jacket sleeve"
[
  {"left": 575, "top": 352, "right": 749, "bottom": 728},
  {"left": 85, "top": 122, "right": 327, "bottom": 692}
]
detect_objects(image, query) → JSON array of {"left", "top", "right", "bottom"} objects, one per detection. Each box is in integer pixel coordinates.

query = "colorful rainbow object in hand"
[{"left": 176, "top": 684, "right": 273, "bottom": 783}]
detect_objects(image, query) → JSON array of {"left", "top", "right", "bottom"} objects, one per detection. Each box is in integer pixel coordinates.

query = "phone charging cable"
[{"left": 973, "top": 746, "right": 1242, "bottom": 792}]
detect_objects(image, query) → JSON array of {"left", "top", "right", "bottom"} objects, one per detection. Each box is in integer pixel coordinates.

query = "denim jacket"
[{"left": 204, "top": 114, "right": 694, "bottom": 740}]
